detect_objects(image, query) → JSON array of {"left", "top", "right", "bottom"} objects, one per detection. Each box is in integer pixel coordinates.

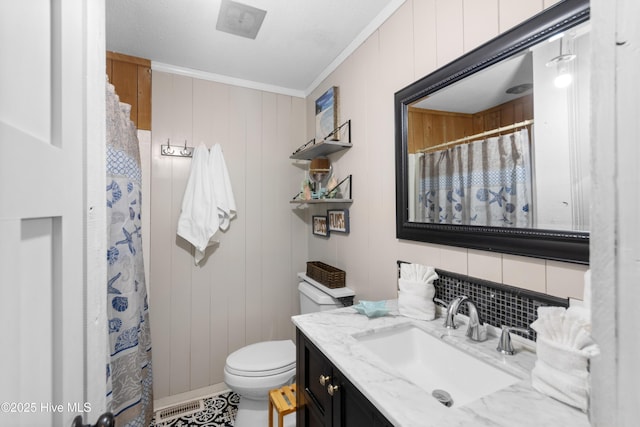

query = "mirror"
[
  {"left": 395, "top": 0, "right": 589, "bottom": 264},
  {"left": 305, "top": 156, "right": 340, "bottom": 199}
]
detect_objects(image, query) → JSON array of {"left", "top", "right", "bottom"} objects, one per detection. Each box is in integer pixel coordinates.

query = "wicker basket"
[{"left": 306, "top": 261, "right": 346, "bottom": 289}]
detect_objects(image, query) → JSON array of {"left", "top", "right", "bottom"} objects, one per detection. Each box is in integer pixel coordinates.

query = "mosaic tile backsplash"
[{"left": 398, "top": 262, "right": 569, "bottom": 341}]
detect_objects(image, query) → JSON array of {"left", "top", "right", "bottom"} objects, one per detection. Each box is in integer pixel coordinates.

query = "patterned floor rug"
[{"left": 150, "top": 391, "right": 239, "bottom": 427}]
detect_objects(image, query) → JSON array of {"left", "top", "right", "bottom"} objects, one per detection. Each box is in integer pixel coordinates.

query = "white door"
[{"left": 0, "top": 1, "right": 105, "bottom": 426}]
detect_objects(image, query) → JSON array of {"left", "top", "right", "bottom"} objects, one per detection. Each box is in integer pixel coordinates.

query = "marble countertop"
[{"left": 292, "top": 301, "right": 590, "bottom": 427}]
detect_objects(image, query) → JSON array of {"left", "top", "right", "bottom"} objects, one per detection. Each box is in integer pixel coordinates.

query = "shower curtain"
[
  {"left": 416, "top": 129, "right": 532, "bottom": 227},
  {"left": 106, "top": 82, "right": 153, "bottom": 427}
]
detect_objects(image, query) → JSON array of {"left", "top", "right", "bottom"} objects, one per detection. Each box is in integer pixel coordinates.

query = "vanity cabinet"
[{"left": 297, "top": 328, "right": 392, "bottom": 427}]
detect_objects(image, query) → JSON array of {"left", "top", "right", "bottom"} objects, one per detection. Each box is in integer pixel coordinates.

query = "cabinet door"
[
  {"left": 297, "top": 329, "right": 334, "bottom": 426},
  {"left": 296, "top": 329, "right": 393, "bottom": 427},
  {"left": 333, "top": 371, "right": 393, "bottom": 427}
]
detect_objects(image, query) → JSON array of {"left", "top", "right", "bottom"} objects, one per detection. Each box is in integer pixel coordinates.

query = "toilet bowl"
[
  {"left": 224, "top": 276, "right": 354, "bottom": 427},
  {"left": 224, "top": 340, "right": 296, "bottom": 400},
  {"left": 224, "top": 340, "right": 296, "bottom": 427}
]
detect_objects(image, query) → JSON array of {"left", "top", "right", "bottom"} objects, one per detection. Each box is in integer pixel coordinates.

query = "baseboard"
[{"left": 153, "top": 383, "right": 231, "bottom": 412}]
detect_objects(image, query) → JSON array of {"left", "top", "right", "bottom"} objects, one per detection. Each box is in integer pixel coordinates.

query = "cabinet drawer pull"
[
  {"left": 327, "top": 384, "right": 339, "bottom": 396},
  {"left": 319, "top": 375, "right": 330, "bottom": 386}
]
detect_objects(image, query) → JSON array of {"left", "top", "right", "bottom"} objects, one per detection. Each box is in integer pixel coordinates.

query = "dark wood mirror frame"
[{"left": 395, "top": 0, "right": 589, "bottom": 264}]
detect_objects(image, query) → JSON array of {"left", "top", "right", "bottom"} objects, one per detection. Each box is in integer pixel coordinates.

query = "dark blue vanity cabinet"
[{"left": 296, "top": 328, "right": 393, "bottom": 427}]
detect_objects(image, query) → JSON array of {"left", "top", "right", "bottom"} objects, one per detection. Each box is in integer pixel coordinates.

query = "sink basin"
[{"left": 355, "top": 325, "right": 519, "bottom": 407}]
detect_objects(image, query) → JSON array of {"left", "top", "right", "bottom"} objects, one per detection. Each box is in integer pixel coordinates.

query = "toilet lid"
[{"left": 226, "top": 340, "right": 296, "bottom": 377}]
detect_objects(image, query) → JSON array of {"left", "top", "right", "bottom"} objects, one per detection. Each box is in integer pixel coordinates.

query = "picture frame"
[
  {"left": 315, "top": 86, "right": 340, "bottom": 142},
  {"left": 312, "top": 215, "right": 329, "bottom": 237},
  {"left": 327, "top": 209, "right": 349, "bottom": 233}
]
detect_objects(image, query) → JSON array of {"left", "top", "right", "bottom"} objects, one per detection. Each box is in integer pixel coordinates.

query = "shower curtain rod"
[{"left": 417, "top": 119, "right": 534, "bottom": 153}]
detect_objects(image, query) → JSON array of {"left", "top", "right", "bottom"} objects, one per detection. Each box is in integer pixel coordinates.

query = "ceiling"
[
  {"left": 106, "top": 0, "right": 405, "bottom": 97},
  {"left": 413, "top": 51, "right": 534, "bottom": 114}
]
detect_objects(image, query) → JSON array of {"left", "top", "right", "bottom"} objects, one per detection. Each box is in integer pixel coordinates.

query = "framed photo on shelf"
[
  {"left": 315, "top": 86, "right": 339, "bottom": 142},
  {"left": 312, "top": 215, "right": 329, "bottom": 237},
  {"left": 327, "top": 209, "right": 349, "bottom": 233}
]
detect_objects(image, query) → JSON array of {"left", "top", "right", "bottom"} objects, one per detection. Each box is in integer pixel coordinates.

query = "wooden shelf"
[
  {"left": 290, "top": 198, "right": 352, "bottom": 205},
  {"left": 289, "top": 140, "right": 352, "bottom": 160},
  {"left": 290, "top": 120, "right": 352, "bottom": 160},
  {"left": 290, "top": 121, "right": 353, "bottom": 206}
]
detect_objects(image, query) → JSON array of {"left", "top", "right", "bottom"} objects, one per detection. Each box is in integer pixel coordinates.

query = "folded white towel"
[
  {"left": 533, "top": 306, "right": 566, "bottom": 342},
  {"left": 398, "top": 278, "right": 432, "bottom": 297},
  {"left": 530, "top": 306, "right": 599, "bottom": 412},
  {"left": 531, "top": 307, "right": 598, "bottom": 353},
  {"left": 397, "top": 264, "right": 438, "bottom": 321},
  {"left": 536, "top": 336, "right": 589, "bottom": 374},
  {"left": 400, "top": 263, "right": 438, "bottom": 283},
  {"left": 531, "top": 359, "right": 590, "bottom": 412},
  {"left": 398, "top": 291, "right": 436, "bottom": 320}
]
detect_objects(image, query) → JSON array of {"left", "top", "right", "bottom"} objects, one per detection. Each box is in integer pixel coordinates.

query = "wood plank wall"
[
  {"left": 149, "top": 71, "right": 308, "bottom": 399},
  {"left": 106, "top": 51, "right": 152, "bottom": 130},
  {"left": 408, "top": 93, "right": 533, "bottom": 153}
]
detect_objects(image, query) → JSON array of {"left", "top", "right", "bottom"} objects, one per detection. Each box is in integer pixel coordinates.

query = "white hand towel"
[
  {"left": 398, "top": 291, "right": 436, "bottom": 320},
  {"left": 531, "top": 307, "right": 598, "bottom": 354},
  {"left": 400, "top": 263, "right": 438, "bottom": 283},
  {"left": 177, "top": 144, "right": 219, "bottom": 265},
  {"left": 398, "top": 278, "right": 432, "bottom": 297},
  {"left": 533, "top": 306, "right": 566, "bottom": 342},
  {"left": 397, "top": 263, "right": 438, "bottom": 320},
  {"left": 535, "top": 336, "right": 590, "bottom": 375},
  {"left": 530, "top": 306, "right": 599, "bottom": 412},
  {"left": 209, "top": 144, "right": 236, "bottom": 231},
  {"left": 531, "top": 359, "right": 590, "bottom": 412}
]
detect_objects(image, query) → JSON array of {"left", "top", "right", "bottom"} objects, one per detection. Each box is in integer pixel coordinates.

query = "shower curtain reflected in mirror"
[
  {"left": 105, "top": 82, "right": 153, "bottom": 427},
  {"left": 412, "top": 129, "right": 533, "bottom": 228}
]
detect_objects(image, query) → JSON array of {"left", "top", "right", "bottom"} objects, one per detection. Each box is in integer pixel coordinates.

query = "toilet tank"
[{"left": 298, "top": 281, "right": 342, "bottom": 314}]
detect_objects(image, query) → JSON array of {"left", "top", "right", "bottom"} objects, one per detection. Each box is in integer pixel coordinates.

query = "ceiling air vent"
[{"left": 216, "top": 0, "right": 267, "bottom": 40}]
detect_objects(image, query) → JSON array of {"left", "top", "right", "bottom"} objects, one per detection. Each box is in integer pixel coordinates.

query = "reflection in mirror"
[
  {"left": 407, "top": 21, "right": 590, "bottom": 232},
  {"left": 395, "top": 0, "right": 589, "bottom": 263}
]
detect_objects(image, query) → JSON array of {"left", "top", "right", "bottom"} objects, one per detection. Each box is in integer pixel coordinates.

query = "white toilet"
[{"left": 224, "top": 278, "right": 354, "bottom": 427}]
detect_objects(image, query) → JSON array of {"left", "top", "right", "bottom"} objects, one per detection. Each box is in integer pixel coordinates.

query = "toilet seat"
[{"left": 225, "top": 340, "right": 295, "bottom": 377}]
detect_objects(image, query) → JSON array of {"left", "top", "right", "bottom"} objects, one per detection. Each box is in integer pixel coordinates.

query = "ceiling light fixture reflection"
[{"left": 546, "top": 36, "right": 576, "bottom": 88}]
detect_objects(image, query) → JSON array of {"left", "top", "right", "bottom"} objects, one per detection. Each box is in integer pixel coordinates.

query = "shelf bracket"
[
  {"left": 322, "top": 119, "right": 351, "bottom": 142},
  {"left": 291, "top": 174, "right": 352, "bottom": 202},
  {"left": 290, "top": 120, "right": 351, "bottom": 158}
]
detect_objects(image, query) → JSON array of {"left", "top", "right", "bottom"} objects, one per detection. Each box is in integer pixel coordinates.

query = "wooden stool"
[{"left": 268, "top": 384, "right": 297, "bottom": 427}]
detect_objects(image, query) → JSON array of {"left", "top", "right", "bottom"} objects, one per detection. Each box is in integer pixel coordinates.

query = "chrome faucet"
[
  {"left": 434, "top": 296, "right": 466, "bottom": 329},
  {"left": 435, "top": 296, "right": 487, "bottom": 342}
]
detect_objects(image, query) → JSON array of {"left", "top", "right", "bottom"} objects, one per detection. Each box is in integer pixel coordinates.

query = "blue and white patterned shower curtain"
[
  {"left": 417, "top": 129, "right": 532, "bottom": 227},
  {"left": 105, "top": 82, "right": 153, "bottom": 427}
]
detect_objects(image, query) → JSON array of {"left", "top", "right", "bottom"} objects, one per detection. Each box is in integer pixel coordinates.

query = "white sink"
[{"left": 355, "top": 325, "right": 519, "bottom": 408}]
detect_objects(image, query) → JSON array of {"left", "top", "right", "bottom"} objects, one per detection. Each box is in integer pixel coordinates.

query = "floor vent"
[{"left": 155, "top": 399, "right": 204, "bottom": 424}]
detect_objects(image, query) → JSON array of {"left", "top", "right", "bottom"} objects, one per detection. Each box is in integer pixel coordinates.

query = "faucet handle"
[
  {"left": 433, "top": 298, "right": 453, "bottom": 328},
  {"left": 497, "top": 326, "right": 530, "bottom": 355}
]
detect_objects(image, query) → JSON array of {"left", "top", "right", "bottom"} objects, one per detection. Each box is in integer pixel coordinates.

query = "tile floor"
[{"left": 150, "top": 391, "right": 239, "bottom": 427}]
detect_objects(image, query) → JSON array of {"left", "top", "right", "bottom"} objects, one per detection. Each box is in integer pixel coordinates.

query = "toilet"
[{"left": 224, "top": 278, "right": 353, "bottom": 427}]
